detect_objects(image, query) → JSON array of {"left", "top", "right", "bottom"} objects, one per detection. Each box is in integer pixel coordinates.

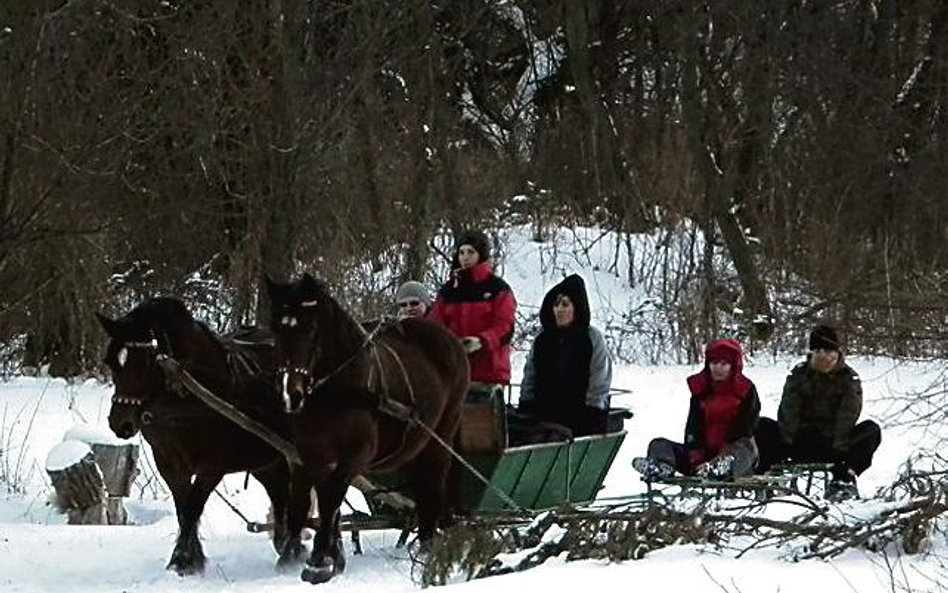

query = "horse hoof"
[
  {"left": 301, "top": 560, "right": 335, "bottom": 585},
  {"left": 165, "top": 552, "right": 206, "bottom": 577},
  {"left": 276, "top": 545, "right": 306, "bottom": 572},
  {"left": 276, "top": 558, "right": 301, "bottom": 574},
  {"left": 168, "top": 558, "right": 205, "bottom": 576}
]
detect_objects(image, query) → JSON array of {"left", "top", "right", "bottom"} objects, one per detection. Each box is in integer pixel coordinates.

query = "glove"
[
  {"left": 461, "top": 336, "right": 483, "bottom": 354},
  {"left": 694, "top": 462, "right": 711, "bottom": 479}
]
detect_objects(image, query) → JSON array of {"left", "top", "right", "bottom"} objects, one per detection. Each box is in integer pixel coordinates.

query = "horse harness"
[
  {"left": 279, "top": 316, "right": 420, "bottom": 470},
  {"left": 110, "top": 333, "right": 168, "bottom": 407},
  {"left": 113, "top": 328, "right": 255, "bottom": 425},
  {"left": 281, "top": 316, "right": 418, "bottom": 420}
]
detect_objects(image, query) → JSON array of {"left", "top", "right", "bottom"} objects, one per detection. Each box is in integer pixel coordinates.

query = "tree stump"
[
  {"left": 46, "top": 441, "right": 107, "bottom": 525},
  {"left": 60, "top": 425, "right": 141, "bottom": 525},
  {"left": 90, "top": 443, "right": 139, "bottom": 525}
]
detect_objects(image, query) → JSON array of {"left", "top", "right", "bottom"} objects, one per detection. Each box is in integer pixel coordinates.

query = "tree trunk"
[
  {"left": 47, "top": 450, "right": 107, "bottom": 525},
  {"left": 256, "top": 0, "right": 301, "bottom": 322},
  {"left": 680, "top": 14, "right": 774, "bottom": 341}
]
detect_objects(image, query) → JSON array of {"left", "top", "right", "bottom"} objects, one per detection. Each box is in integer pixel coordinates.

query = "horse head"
[
  {"left": 97, "top": 298, "right": 193, "bottom": 438},
  {"left": 266, "top": 273, "right": 350, "bottom": 414}
]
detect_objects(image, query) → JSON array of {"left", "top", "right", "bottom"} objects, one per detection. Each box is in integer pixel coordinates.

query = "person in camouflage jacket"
[{"left": 756, "top": 325, "right": 882, "bottom": 498}]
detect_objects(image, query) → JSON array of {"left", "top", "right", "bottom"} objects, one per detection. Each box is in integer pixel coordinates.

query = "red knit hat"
[{"left": 704, "top": 339, "right": 742, "bottom": 369}]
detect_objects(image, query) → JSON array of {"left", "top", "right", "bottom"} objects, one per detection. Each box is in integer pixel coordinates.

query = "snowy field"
[
  {"left": 2, "top": 226, "right": 947, "bottom": 591},
  {"left": 1, "top": 358, "right": 946, "bottom": 593}
]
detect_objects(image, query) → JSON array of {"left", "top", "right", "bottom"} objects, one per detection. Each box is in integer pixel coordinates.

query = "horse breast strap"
[
  {"left": 367, "top": 341, "right": 417, "bottom": 423},
  {"left": 365, "top": 340, "right": 419, "bottom": 472}
]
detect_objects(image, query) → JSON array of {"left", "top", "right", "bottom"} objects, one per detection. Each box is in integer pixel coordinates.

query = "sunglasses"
[{"left": 398, "top": 300, "right": 422, "bottom": 308}]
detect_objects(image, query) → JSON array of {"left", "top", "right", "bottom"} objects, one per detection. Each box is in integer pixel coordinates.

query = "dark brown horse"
[
  {"left": 97, "top": 297, "right": 311, "bottom": 575},
  {"left": 265, "top": 273, "right": 469, "bottom": 585}
]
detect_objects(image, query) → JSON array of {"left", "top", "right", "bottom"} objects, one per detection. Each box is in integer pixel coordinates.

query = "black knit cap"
[
  {"left": 452, "top": 230, "right": 491, "bottom": 268},
  {"left": 809, "top": 324, "right": 840, "bottom": 351}
]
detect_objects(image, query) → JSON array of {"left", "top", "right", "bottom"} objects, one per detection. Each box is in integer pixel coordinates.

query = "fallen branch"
[{"left": 421, "top": 470, "right": 948, "bottom": 585}]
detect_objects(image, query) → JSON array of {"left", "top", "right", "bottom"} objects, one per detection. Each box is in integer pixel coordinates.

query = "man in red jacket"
[{"left": 429, "top": 230, "right": 517, "bottom": 384}]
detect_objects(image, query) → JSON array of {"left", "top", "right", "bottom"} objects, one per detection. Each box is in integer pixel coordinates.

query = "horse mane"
[
  {"left": 293, "top": 274, "right": 366, "bottom": 343},
  {"left": 118, "top": 297, "right": 233, "bottom": 371},
  {"left": 126, "top": 297, "right": 195, "bottom": 328}
]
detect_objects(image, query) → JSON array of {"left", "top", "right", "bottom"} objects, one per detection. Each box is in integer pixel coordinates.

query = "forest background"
[{"left": 1, "top": 0, "right": 946, "bottom": 377}]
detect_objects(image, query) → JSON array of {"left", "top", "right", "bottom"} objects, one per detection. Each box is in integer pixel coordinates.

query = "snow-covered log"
[
  {"left": 47, "top": 427, "right": 140, "bottom": 525},
  {"left": 46, "top": 441, "right": 107, "bottom": 525}
]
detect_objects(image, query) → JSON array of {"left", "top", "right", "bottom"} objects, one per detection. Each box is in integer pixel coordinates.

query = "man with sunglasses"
[
  {"left": 394, "top": 281, "right": 431, "bottom": 319},
  {"left": 755, "top": 324, "right": 882, "bottom": 501}
]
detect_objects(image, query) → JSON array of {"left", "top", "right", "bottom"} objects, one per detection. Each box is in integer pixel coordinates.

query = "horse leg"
[
  {"left": 161, "top": 470, "right": 196, "bottom": 574},
  {"left": 254, "top": 463, "right": 291, "bottom": 552},
  {"left": 254, "top": 460, "right": 308, "bottom": 568},
  {"left": 166, "top": 471, "right": 222, "bottom": 575},
  {"left": 408, "top": 443, "right": 453, "bottom": 545},
  {"left": 411, "top": 404, "right": 463, "bottom": 545},
  {"left": 276, "top": 467, "right": 314, "bottom": 569},
  {"left": 301, "top": 473, "right": 351, "bottom": 584}
]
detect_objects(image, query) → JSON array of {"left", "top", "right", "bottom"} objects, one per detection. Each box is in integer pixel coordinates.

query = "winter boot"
[
  {"left": 827, "top": 466, "right": 860, "bottom": 502},
  {"left": 632, "top": 457, "right": 675, "bottom": 482},
  {"left": 696, "top": 454, "right": 735, "bottom": 481},
  {"left": 826, "top": 478, "right": 859, "bottom": 502}
]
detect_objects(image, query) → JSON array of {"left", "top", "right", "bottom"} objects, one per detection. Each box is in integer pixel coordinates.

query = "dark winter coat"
[
  {"left": 777, "top": 356, "right": 863, "bottom": 451},
  {"left": 430, "top": 261, "right": 516, "bottom": 384},
  {"left": 684, "top": 339, "right": 761, "bottom": 467},
  {"left": 518, "top": 274, "right": 613, "bottom": 435}
]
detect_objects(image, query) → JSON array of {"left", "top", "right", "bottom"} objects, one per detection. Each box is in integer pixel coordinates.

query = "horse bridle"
[
  {"left": 278, "top": 317, "right": 390, "bottom": 399},
  {"left": 110, "top": 334, "right": 176, "bottom": 427}
]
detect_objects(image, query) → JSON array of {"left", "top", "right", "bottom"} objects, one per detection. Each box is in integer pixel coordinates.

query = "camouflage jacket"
[{"left": 777, "top": 357, "right": 862, "bottom": 450}]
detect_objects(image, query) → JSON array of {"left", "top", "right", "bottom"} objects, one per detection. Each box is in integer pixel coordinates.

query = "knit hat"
[
  {"left": 394, "top": 281, "right": 431, "bottom": 308},
  {"left": 452, "top": 230, "right": 491, "bottom": 269},
  {"left": 808, "top": 324, "right": 840, "bottom": 351},
  {"left": 687, "top": 338, "right": 751, "bottom": 397},
  {"left": 704, "top": 338, "right": 743, "bottom": 371}
]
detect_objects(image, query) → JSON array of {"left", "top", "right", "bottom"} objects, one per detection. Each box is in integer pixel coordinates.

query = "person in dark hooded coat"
[
  {"left": 632, "top": 339, "right": 761, "bottom": 481},
  {"left": 517, "top": 274, "right": 613, "bottom": 436}
]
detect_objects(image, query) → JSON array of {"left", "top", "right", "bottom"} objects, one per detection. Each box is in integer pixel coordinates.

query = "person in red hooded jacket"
[
  {"left": 632, "top": 339, "right": 761, "bottom": 481},
  {"left": 429, "top": 230, "right": 517, "bottom": 384}
]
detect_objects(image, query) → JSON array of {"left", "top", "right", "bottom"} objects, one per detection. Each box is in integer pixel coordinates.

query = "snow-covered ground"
[
  {"left": 2, "top": 226, "right": 946, "bottom": 591},
  {"left": 1, "top": 359, "right": 945, "bottom": 593}
]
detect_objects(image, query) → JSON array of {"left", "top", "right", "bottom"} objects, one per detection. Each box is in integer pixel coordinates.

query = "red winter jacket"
[
  {"left": 429, "top": 262, "right": 516, "bottom": 384},
  {"left": 683, "top": 339, "right": 761, "bottom": 467}
]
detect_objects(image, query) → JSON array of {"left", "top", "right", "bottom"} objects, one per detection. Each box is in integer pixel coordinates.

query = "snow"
[
  {"left": 45, "top": 440, "right": 93, "bottom": 472},
  {"left": 2, "top": 227, "right": 947, "bottom": 591},
  {"left": 2, "top": 365, "right": 945, "bottom": 593},
  {"left": 64, "top": 423, "right": 131, "bottom": 447}
]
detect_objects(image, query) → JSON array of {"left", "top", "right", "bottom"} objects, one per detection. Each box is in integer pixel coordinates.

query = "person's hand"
[
  {"left": 461, "top": 336, "right": 483, "bottom": 353},
  {"left": 694, "top": 462, "right": 711, "bottom": 479}
]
